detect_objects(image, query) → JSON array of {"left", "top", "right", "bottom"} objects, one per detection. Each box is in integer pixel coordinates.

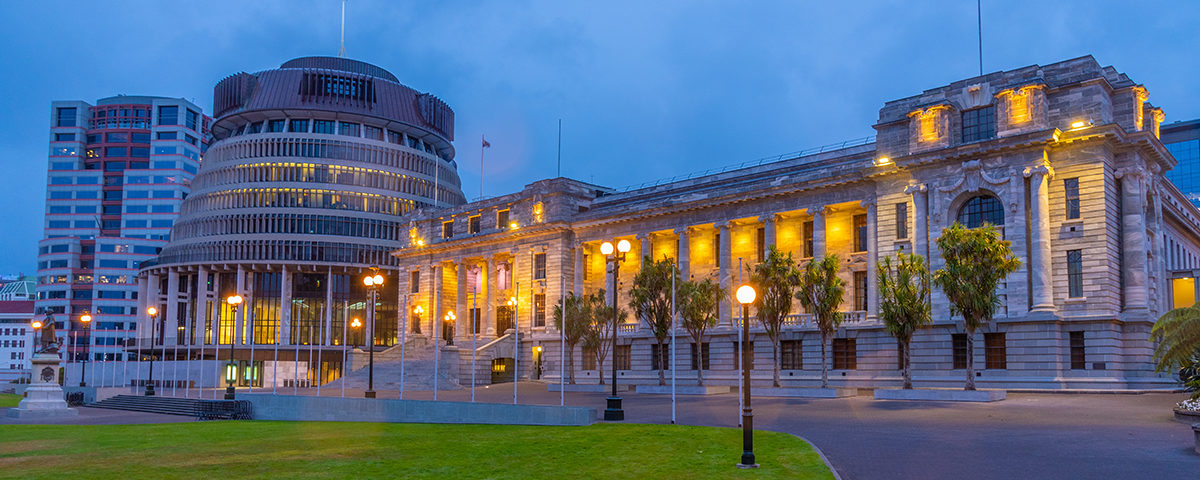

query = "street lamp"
[
  {"left": 363, "top": 269, "right": 384, "bottom": 398},
  {"left": 225, "top": 295, "right": 243, "bottom": 400},
  {"left": 145, "top": 306, "right": 159, "bottom": 396},
  {"left": 78, "top": 311, "right": 92, "bottom": 387},
  {"left": 350, "top": 317, "right": 362, "bottom": 348},
  {"left": 735, "top": 284, "right": 758, "bottom": 469},
  {"left": 443, "top": 311, "right": 456, "bottom": 345},
  {"left": 600, "top": 238, "right": 631, "bottom": 421},
  {"left": 413, "top": 305, "right": 424, "bottom": 334}
]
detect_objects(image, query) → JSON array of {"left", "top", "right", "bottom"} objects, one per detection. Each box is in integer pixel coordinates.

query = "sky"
[{"left": 0, "top": 0, "right": 1197, "bottom": 275}]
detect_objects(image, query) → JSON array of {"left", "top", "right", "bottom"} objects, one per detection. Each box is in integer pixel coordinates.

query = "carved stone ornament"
[
  {"left": 40, "top": 367, "right": 54, "bottom": 383},
  {"left": 935, "top": 159, "right": 1016, "bottom": 217}
]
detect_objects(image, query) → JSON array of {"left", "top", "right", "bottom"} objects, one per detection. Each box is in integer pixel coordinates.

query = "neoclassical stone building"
[{"left": 395, "top": 56, "right": 1197, "bottom": 390}]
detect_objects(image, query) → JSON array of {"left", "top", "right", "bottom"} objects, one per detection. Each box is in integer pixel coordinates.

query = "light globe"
[
  {"left": 617, "top": 239, "right": 632, "bottom": 253},
  {"left": 600, "top": 241, "right": 614, "bottom": 255},
  {"left": 736, "top": 284, "right": 756, "bottom": 305}
]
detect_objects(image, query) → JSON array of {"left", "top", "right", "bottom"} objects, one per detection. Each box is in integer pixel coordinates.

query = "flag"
[{"left": 482, "top": 137, "right": 491, "bottom": 148}]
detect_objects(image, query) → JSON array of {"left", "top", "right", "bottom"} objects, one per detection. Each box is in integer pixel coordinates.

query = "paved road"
[{"left": 5, "top": 384, "right": 1197, "bottom": 479}]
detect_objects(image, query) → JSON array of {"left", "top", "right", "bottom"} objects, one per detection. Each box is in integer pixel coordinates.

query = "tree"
[
  {"left": 932, "top": 222, "right": 1020, "bottom": 391},
  {"left": 553, "top": 292, "right": 591, "bottom": 385},
  {"left": 629, "top": 256, "right": 678, "bottom": 385},
  {"left": 1152, "top": 304, "right": 1200, "bottom": 400},
  {"left": 796, "top": 254, "right": 845, "bottom": 388},
  {"left": 750, "top": 246, "right": 803, "bottom": 387},
  {"left": 583, "top": 289, "right": 621, "bottom": 385},
  {"left": 877, "top": 253, "right": 932, "bottom": 389},
  {"left": 677, "top": 277, "right": 722, "bottom": 385}
]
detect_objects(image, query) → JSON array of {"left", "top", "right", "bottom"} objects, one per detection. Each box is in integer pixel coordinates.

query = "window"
[
  {"left": 442, "top": 221, "right": 453, "bottom": 239},
  {"left": 714, "top": 232, "right": 721, "bottom": 267},
  {"left": 185, "top": 109, "right": 198, "bottom": 130},
  {"left": 312, "top": 120, "right": 335, "bottom": 134},
  {"left": 56, "top": 107, "right": 77, "bottom": 127},
  {"left": 157, "top": 105, "right": 178, "bottom": 125},
  {"left": 853, "top": 271, "right": 868, "bottom": 311},
  {"left": 534, "top": 294, "right": 546, "bottom": 327},
  {"left": 614, "top": 345, "right": 631, "bottom": 370},
  {"left": 803, "top": 221, "right": 814, "bottom": 257},
  {"left": 583, "top": 347, "right": 597, "bottom": 370},
  {"left": 1069, "top": 331, "right": 1086, "bottom": 370},
  {"left": 756, "top": 227, "right": 766, "bottom": 262},
  {"left": 832, "top": 338, "right": 856, "bottom": 370},
  {"left": 363, "top": 125, "right": 383, "bottom": 141},
  {"left": 957, "top": 195, "right": 1004, "bottom": 228},
  {"left": 410, "top": 271, "right": 420, "bottom": 294},
  {"left": 469, "top": 215, "right": 481, "bottom": 234},
  {"left": 338, "top": 122, "right": 360, "bottom": 137},
  {"left": 55, "top": 133, "right": 76, "bottom": 141},
  {"left": 961, "top": 106, "right": 996, "bottom": 143},
  {"left": 984, "top": 333, "right": 1006, "bottom": 369},
  {"left": 289, "top": 119, "right": 309, "bottom": 133},
  {"left": 106, "top": 132, "right": 129, "bottom": 143},
  {"left": 156, "top": 131, "right": 177, "bottom": 140},
  {"left": 690, "top": 342, "right": 711, "bottom": 370},
  {"left": 952, "top": 334, "right": 968, "bottom": 369},
  {"left": 1064, "top": 178, "right": 1080, "bottom": 220},
  {"left": 497, "top": 209, "right": 510, "bottom": 229},
  {"left": 853, "top": 214, "right": 867, "bottom": 252},
  {"left": 781, "top": 340, "right": 802, "bottom": 369},
  {"left": 651, "top": 343, "right": 670, "bottom": 370},
  {"left": 132, "top": 132, "right": 151, "bottom": 143},
  {"left": 105, "top": 147, "right": 126, "bottom": 157},
  {"left": 534, "top": 253, "right": 547, "bottom": 280},
  {"left": 1067, "top": 249, "right": 1083, "bottom": 298},
  {"left": 266, "top": 119, "right": 286, "bottom": 133},
  {"left": 895, "top": 202, "right": 908, "bottom": 239}
]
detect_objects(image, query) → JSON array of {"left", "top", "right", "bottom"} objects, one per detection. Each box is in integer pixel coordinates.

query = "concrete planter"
[
  {"left": 547, "top": 384, "right": 630, "bottom": 393},
  {"left": 751, "top": 387, "right": 857, "bottom": 398},
  {"left": 874, "top": 388, "right": 1006, "bottom": 402},
  {"left": 1193, "top": 424, "right": 1200, "bottom": 455},
  {"left": 636, "top": 385, "right": 730, "bottom": 395},
  {"left": 1173, "top": 408, "right": 1200, "bottom": 424}
]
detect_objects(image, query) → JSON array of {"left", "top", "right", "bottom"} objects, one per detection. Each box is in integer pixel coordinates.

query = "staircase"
[
  {"left": 328, "top": 335, "right": 462, "bottom": 391},
  {"left": 88, "top": 395, "right": 202, "bottom": 417}
]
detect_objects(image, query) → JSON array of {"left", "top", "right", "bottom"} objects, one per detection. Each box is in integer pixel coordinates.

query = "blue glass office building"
[{"left": 1164, "top": 119, "right": 1200, "bottom": 206}]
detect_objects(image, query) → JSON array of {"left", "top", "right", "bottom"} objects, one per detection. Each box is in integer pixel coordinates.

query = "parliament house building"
[{"left": 139, "top": 55, "right": 1198, "bottom": 391}]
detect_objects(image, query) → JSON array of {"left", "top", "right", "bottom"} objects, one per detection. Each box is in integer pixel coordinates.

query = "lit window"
[{"left": 442, "top": 221, "right": 453, "bottom": 239}]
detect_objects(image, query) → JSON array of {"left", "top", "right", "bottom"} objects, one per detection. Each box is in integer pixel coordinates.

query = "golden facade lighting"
[
  {"left": 1133, "top": 86, "right": 1148, "bottom": 131},
  {"left": 907, "top": 106, "right": 948, "bottom": 143}
]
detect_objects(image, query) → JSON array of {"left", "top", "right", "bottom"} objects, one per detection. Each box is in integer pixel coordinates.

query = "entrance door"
[
  {"left": 491, "top": 357, "right": 514, "bottom": 383},
  {"left": 496, "top": 306, "right": 514, "bottom": 336}
]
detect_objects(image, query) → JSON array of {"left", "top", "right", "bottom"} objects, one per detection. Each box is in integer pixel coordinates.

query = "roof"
[{"left": 0, "top": 300, "right": 34, "bottom": 314}]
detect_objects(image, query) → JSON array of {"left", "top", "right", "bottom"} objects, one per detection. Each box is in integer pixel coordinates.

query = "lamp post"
[
  {"left": 363, "top": 269, "right": 384, "bottom": 398},
  {"left": 600, "top": 238, "right": 631, "bottom": 421},
  {"left": 78, "top": 311, "right": 92, "bottom": 387},
  {"left": 145, "top": 307, "right": 159, "bottom": 396},
  {"left": 225, "top": 294, "right": 243, "bottom": 400},
  {"left": 350, "top": 317, "right": 362, "bottom": 348},
  {"left": 735, "top": 284, "right": 758, "bottom": 469}
]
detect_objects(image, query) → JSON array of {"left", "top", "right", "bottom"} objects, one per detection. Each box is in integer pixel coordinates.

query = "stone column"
[
  {"left": 456, "top": 260, "right": 467, "bottom": 339},
  {"left": 280, "top": 268, "right": 292, "bottom": 346},
  {"left": 639, "top": 233, "right": 652, "bottom": 263},
  {"left": 136, "top": 275, "right": 149, "bottom": 340},
  {"left": 863, "top": 200, "right": 879, "bottom": 318},
  {"left": 811, "top": 207, "right": 827, "bottom": 258},
  {"left": 905, "top": 184, "right": 929, "bottom": 260},
  {"left": 1119, "top": 167, "right": 1149, "bottom": 312},
  {"left": 324, "top": 268, "right": 333, "bottom": 346},
  {"left": 165, "top": 269, "right": 179, "bottom": 346},
  {"left": 760, "top": 214, "right": 777, "bottom": 253},
  {"left": 675, "top": 228, "right": 690, "bottom": 280},
  {"left": 1025, "top": 165, "right": 1055, "bottom": 312},
  {"left": 235, "top": 266, "right": 246, "bottom": 345},
  {"left": 485, "top": 257, "right": 496, "bottom": 335},
  {"left": 195, "top": 266, "right": 209, "bottom": 346},
  {"left": 573, "top": 242, "right": 584, "bottom": 296},
  {"left": 717, "top": 222, "right": 732, "bottom": 326}
]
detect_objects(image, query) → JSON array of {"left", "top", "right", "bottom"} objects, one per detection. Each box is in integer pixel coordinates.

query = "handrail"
[{"left": 616, "top": 136, "right": 875, "bottom": 192}]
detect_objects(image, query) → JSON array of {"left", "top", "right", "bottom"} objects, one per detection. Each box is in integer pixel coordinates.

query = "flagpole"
[
  {"left": 399, "top": 294, "right": 407, "bottom": 400},
  {"left": 560, "top": 275, "right": 565, "bottom": 406},
  {"left": 557, "top": 119, "right": 562, "bottom": 178},
  {"left": 341, "top": 300, "right": 348, "bottom": 398},
  {"left": 471, "top": 286, "right": 477, "bottom": 402},
  {"left": 514, "top": 281, "right": 519, "bottom": 405},
  {"left": 479, "top": 134, "right": 485, "bottom": 199},
  {"left": 248, "top": 306, "right": 256, "bottom": 394},
  {"left": 671, "top": 259, "right": 677, "bottom": 424}
]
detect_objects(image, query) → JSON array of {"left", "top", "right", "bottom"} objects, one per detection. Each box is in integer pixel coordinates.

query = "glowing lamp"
[
  {"left": 445, "top": 311, "right": 456, "bottom": 321},
  {"left": 146, "top": 306, "right": 158, "bottom": 317},
  {"left": 507, "top": 297, "right": 517, "bottom": 306},
  {"left": 1070, "top": 120, "right": 1087, "bottom": 129},
  {"left": 509, "top": 221, "right": 519, "bottom": 230},
  {"left": 874, "top": 156, "right": 892, "bottom": 166},
  {"left": 413, "top": 305, "right": 424, "bottom": 314},
  {"left": 351, "top": 318, "right": 362, "bottom": 328},
  {"left": 533, "top": 346, "right": 543, "bottom": 353},
  {"left": 617, "top": 239, "right": 632, "bottom": 253},
  {"left": 363, "top": 276, "right": 374, "bottom": 286},
  {"left": 600, "top": 241, "right": 614, "bottom": 255},
  {"left": 226, "top": 294, "right": 243, "bottom": 306},
  {"left": 736, "top": 284, "right": 756, "bottom": 305},
  {"left": 31, "top": 320, "right": 43, "bottom": 329},
  {"left": 80, "top": 312, "right": 92, "bottom": 324}
]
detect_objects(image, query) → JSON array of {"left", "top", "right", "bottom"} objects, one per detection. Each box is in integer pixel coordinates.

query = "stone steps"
[
  {"left": 325, "top": 358, "right": 462, "bottom": 391},
  {"left": 87, "top": 394, "right": 201, "bottom": 417}
]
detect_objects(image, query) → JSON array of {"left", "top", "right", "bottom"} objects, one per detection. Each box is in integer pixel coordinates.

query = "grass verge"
[
  {"left": 0, "top": 421, "right": 832, "bottom": 479},
  {"left": 0, "top": 393, "right": 20, "bottom": 408}
]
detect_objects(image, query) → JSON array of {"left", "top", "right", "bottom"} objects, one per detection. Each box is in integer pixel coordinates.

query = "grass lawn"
[
  {"left": 0, "top": 421, "right": 833, "bottom": 479},
  {"left": 0, "top": 394, "right": 20, "bottom": 408}
]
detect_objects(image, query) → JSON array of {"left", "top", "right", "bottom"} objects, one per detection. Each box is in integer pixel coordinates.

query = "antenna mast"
[
  {"left": 977, "top": 0, "right": 983, "bottom": 76},
  {"left": 339, "top": 0, "right": 347, "bottom": 58}
]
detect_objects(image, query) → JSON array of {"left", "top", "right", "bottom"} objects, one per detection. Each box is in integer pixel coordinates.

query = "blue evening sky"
[{"left": 0, "top": 0, "right": 1197, "bottom": 275}]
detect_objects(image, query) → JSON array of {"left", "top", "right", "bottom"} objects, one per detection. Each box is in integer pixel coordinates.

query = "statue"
[{"left": 36, "top": 312, "right": 59, "bottom": 354}]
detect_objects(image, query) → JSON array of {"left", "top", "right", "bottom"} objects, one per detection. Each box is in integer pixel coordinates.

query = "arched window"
[{"left": 957, "top": 195, "right": 1004, "bottom": 228}]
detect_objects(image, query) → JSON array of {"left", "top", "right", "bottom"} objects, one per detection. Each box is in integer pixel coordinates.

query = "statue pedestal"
[{"left": 6, "top": 353, "right": 76, "bottom": 419}]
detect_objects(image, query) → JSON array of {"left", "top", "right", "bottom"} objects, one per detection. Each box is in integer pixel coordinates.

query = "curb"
[{"left": 786, "top": 432, "right": 844, "bottom": 480}]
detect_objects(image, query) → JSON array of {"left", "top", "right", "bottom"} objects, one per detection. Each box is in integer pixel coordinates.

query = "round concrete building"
[{"left": 136, "top": 57, "right": 464, "bottom": 389}]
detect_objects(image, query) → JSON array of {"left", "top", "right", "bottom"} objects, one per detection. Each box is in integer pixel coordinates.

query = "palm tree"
[
  {"left": 1152, "top": 303, "right": 1200, "bottom": 399},
  {"left": 796, "top": 254, "right": 845, "bottom": 388},
  {"left": 877, "top": 253, "right": 932, "bottom": 389},
  {"left": 677, "top": 277, "right": 721, "bottom": 385},
  {"left": 750, "top": 246, "right": 803, "bottom": 387},
  {"left": 932, "top": 222, "right": 1020, "bottom": 391},
  {"left": 629, "top": 256, "right": 678, "bottom": 385},
  {"left": 583, "top": 289, "right": 618, "bottom": 385},
  {"left": 553, "top": 292, "right": 591, "bottom": 385}
]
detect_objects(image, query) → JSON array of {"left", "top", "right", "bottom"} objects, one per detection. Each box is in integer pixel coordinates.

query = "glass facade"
[{"left": 1166, "top": 139, "right": 1200, "bottom": 206}]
